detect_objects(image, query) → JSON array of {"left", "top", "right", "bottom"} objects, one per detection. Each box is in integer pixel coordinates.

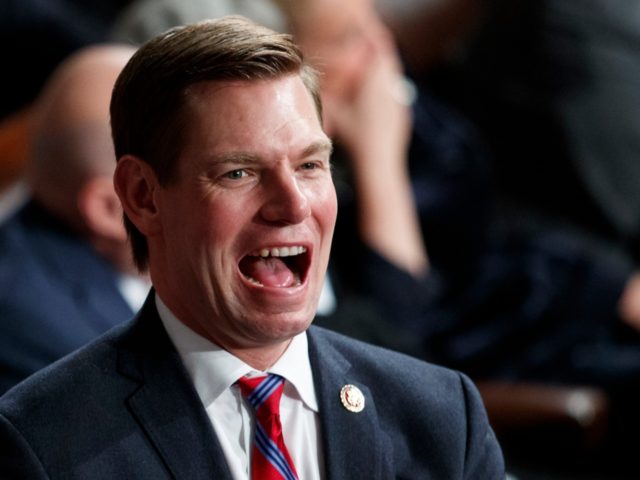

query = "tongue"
[{"left": 241, "top": 257, "right": 296, "bottom": 287}]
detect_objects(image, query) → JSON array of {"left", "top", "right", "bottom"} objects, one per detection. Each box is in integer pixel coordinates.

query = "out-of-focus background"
[{"left": 3, "top": 1, "right": 640, "bottom": 478}]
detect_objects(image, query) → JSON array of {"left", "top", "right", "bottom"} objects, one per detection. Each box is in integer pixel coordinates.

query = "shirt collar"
[{"left": 155, "top": 293, "right": 318, "bottom": 412}]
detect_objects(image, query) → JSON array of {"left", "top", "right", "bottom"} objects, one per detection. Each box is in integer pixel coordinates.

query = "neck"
[
  {"left": 227, "top": 340, "right": 293, "bottom": 372},
  {"left": 183, "top": 313, "right": 293, "bottom": 370},
  {"left": 152, "top": 284, "right": 296, "bottom": 371}
]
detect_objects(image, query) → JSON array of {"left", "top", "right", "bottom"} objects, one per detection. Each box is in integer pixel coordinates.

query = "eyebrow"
[
  {"left": 210, "top": 139, "right": 334, "bottom": 165},
  {"left": 301, "top": 139, "right": 334, "bottom": 159}
]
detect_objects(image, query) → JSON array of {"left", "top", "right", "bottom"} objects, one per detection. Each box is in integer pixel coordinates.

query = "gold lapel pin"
[{"left": 340, "top": 384, "right": 365, "bottom": 413}]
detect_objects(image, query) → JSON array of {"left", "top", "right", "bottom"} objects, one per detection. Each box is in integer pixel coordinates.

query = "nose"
[{"left": 259, "top": 171, "right": 311, "bottom": 225}]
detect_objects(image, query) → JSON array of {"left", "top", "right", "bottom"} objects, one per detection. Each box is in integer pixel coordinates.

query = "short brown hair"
[{"left": 110, "top": 15, "right": 321, "bottom": 270}]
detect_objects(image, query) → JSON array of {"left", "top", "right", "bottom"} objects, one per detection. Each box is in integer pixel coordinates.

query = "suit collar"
[
  {"left": 117, "top": 294, "right": 233, "bottom": 480},
  {"left": 155, "top": 293, "right": 319, "bottom": 413},
  {"left": 307, "top": 327, "right": 392, "bottom": 479}
]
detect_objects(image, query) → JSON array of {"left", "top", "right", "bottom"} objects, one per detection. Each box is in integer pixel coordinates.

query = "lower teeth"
[{"left": 244, "top": 273, "right": 301, "bottom": 287}]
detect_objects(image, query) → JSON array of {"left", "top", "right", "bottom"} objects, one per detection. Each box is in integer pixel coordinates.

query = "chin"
[{"left": 251, "top": 310, "right": 315, "bottom": 341}]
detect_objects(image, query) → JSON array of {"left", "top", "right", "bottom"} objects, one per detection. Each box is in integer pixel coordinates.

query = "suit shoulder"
[
  {"left": 306, "top": 326, "right": 504, "bottom": 473},
  {"left": 308, "top": 325, "right": 465, "bottom": 387},
  {"left": 0, "top": 320, "right": 131, "bottom": 418}
]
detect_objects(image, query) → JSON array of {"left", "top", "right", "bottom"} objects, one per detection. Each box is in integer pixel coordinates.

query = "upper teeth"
[{"left": 253, "top": 246, "right": 307, "bottom": 258}]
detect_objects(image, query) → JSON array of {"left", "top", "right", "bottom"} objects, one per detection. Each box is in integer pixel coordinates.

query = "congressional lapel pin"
[{"left": 340, "top": 384, "right": 365, "bottom": 413}]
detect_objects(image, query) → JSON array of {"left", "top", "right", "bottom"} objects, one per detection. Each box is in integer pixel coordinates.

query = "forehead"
[{"left": 179, "top": 75, "right": 327, "bottom": 159}]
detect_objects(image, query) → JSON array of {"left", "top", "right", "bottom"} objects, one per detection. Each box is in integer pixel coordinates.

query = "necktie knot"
[{"left": 237, "top": 373, "right": 285, "bottom": 415}]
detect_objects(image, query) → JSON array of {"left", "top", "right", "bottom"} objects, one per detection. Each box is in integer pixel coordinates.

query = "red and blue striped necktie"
[{"left": 237, "top": 374, "right": 299, "bottom": 480}]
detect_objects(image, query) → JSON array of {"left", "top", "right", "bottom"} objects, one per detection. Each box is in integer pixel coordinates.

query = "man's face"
[{"left": 151, "top": 75, "right": 336, "bottom": 356}]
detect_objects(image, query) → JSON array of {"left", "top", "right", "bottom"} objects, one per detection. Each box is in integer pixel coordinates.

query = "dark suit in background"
[
  {"left": 325, "top": 86, "right": 638, "bottom": 388},
  {"left": 0, "top": 294, "right": 504, "bottom": 479},
  {"left": 424, "top": 0, "right": 640, "bottom": 259},
  {"left": 0, "top": 200, "right": 136, "bottom": 394}
]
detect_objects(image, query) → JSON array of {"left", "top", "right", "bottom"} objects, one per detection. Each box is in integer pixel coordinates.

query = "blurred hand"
[
  {"left": 320, "top": 44, "right": 428, "bottom": 278},
  {"left": 322, "top": 45, "right": 412, "bottom": 170}
]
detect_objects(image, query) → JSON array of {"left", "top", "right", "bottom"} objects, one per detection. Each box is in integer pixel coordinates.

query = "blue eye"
[
  {"left": 301, "top": 162, "right": 317, "bottom": 170},
  {"left": 225, "top": 169, "right": 247, "bottom": 179}
]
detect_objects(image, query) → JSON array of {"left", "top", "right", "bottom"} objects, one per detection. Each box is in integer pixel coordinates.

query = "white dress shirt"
[
  {"left": 116, "top": 274, "right": 151, "bottom": 312},
  {"left": 156, "top": 294, "right": 324, "bottom": 479}
]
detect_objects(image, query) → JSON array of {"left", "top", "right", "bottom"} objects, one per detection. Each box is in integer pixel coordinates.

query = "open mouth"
[{"left": 239, "top": 246, "right": 310, "bottom": 288}]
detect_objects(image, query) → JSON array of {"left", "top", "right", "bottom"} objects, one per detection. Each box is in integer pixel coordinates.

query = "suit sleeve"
[
  {"left": 458, "top": 373, "right": 506, "bottom": 479},
  {"left": 0, "top": 413, "right": 48, "bottom": 479}
]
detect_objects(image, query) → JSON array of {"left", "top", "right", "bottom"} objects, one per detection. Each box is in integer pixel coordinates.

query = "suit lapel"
[
  {"left": 307, "top": 327, "right": 391, "bottom": 479},
  {"left": 117, "top": 295, "right": 233, "bottom": 480}
]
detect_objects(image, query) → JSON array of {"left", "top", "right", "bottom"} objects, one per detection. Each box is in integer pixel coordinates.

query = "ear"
[
  {"left": 77, "top": 176, "right": 127, "bottom": 241},
  {"left": 113, "top": 155, "right": 162, "bottom": 237}
]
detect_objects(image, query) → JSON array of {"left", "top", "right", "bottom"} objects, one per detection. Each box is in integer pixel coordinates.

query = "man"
[
  {"left": 0, "top": 45, "right": 149, "bottom": 394},
  {"left": 0, "top": 17, "right": 504, "bottom": 478}
]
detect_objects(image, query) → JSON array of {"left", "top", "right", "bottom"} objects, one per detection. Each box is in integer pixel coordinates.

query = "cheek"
[
  {"left": 165, "top": 195, "right": 236, "bottom": 256},
  {"left": 312, "top": 183, "right": 338, "bottom": 234},
  {"left": 198, "top": 203, "right": 244, "bottom": 246}
]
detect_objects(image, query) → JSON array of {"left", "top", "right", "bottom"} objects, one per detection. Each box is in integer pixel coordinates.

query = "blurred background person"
[
  {"left": 276, "top": 0, "right": 640, "bottom": 386},
  {"left": 0, "top": 0, "right": 138, "bottom": 225},
  {"left": 0, "top": 45, "right": 149, "bottom": 394},
  {"left": 281, "top": 2, "right": 640, "bottom": 475}
]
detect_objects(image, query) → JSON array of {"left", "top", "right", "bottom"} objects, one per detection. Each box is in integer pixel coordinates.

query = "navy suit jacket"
[
  {"left": 0, "top": 294, "right": 504, "bottom": 479},
  {"left": 0, "top": 200, "right": 136, "bottom": 393}
]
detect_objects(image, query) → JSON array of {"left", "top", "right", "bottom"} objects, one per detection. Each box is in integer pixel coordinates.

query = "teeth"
[
  {"left": 252, "top": 246, "right": 307, "bottom": 258},
  {"left": 244, "top": 272, "right": 302, "bottom": 287}
]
